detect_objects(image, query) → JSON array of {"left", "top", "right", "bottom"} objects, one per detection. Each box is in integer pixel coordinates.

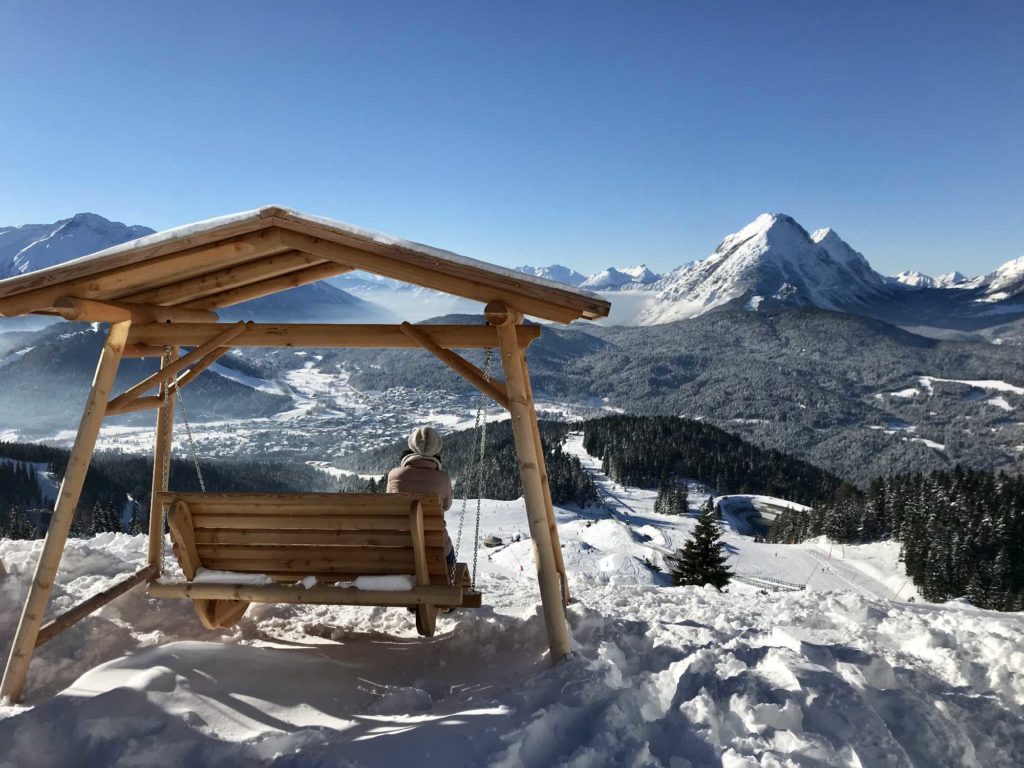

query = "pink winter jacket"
[{"left": 386, "top": 456, "right": 455, "bottom": 558}]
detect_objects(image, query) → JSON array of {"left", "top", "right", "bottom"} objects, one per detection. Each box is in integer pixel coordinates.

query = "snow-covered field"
[{"left": 1, "top": 439, "right": 1022, "bottom": 766}]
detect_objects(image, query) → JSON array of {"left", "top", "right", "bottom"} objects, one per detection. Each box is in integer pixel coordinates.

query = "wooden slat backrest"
[{"left": 159, "top": 492, "right": 450, "bottom": 584}]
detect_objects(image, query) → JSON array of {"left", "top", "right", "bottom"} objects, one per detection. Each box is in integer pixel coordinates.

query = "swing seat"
[{"left": 150, "top": 491, "right": 482, "bottom": 636}]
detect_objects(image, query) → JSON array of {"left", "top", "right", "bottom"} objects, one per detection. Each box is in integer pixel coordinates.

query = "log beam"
[
  {"left": 400, "top": 322, "right": 509, "bottom": 409},
  {"left": 488, "top": 301, "right": 571, "bottom": 662},
  {"left": 1, "top": 320, "right": 132, "bottom": 703},
  {"left": 53, "top": 297, "right": 218, "bottom": 325},
  {"left": 35, "top": 566, "right": 157, "bottom": 648},
  {"left": 126, "top": 322, "right": 541, "bottom": 350}
]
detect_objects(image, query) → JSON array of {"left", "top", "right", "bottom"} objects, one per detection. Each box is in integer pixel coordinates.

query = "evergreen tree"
[
  {"left": 127, "top": 502, "right": 144, "bottom": 535},
  {"left": 654, "top": 479, "right": 672, "bottom": 514},
  {"left": 669, "top": 501, "right": 732, "bottom": 590},
  {"left": 5, "top": 506, "right": 36, "bottom": 539}
]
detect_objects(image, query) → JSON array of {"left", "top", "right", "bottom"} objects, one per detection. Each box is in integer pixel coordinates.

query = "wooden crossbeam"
[
  {"left": 400, "top": 322, "right": 510, "bottom": 410},
  {"left": 106, "top": 321, "right": 250, "bottom": 413},
  {"left": 179, "top": 260, "right": 353, "bottom": 310},
  {"left": 126, "top": 322, "right": 540, "bottom": 349}
]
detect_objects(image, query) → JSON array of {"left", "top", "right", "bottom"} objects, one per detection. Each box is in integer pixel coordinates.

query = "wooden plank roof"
[{"left": 0, "top": 206, "right": 611, "bottom": 324}]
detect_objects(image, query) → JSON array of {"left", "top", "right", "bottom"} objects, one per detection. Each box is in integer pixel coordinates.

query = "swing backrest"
[{"left": 157, "top": 492, "right": 450, "bottom": 584}]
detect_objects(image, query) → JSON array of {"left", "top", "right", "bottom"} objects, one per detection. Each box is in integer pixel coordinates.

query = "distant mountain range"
[{"left": 514, "top": 213, "right": 1024, "bottom": 335}]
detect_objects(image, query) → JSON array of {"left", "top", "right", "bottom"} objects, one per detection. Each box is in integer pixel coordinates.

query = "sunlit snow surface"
[{"left": 1, "top": 438, "right": 1022, "bottom": 767}]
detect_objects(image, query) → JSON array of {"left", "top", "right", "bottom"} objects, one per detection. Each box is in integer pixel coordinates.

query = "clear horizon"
[{"left": 1, "top": 1, "right": 1020, "bottom": 277}]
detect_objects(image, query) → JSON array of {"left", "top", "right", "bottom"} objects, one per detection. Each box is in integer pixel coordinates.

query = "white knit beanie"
[{"left": 408, "top": 426, "right": 442, "bottom": 457}]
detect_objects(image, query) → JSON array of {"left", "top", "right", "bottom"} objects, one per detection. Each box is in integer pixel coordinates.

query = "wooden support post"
[
  {"left": 521, "top": 350, "right": 570, "bottom": 605},
  {"left": 148, "top": 347, "right": 177, "bottom": 571},
  {"left": 399, "top": 322, "right": 510, "bottom": 409},
  {"left": 487, "top": 301, "right": 571, "bottom": 663},
  {"left": 1, "top": 320, "right": 131, "bottom": 703},
  {"left": 35, "top": 566, "right": 157, "bottom": 648}
]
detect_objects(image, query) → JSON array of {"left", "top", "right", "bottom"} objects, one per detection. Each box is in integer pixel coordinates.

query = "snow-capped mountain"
[
  {"left": 637, "top": 214, "right": 889, "bottom": 324},
  {"left": 579, "top": 264, "right": 660, "bottom": 291},
  {"left": 968, "top": 255, "right": 1024, "bottom": 301},
  {"left": 889, "top": 270, "right": 938, "bottom": 289},
  {"left": 937, "top": 271, "right": 969, "bottom": 287},
  {"left": 513, "top": 264, "right": 586, "bottom": 286},
  {"left": 0, "top": 213, "right": 154, "bottom": 278},
  {"left": 889, "top": 270, "right": 971, "bottom": 290},
  {"left": 512, "top": 264, "right": 661, "bottom": 291}
]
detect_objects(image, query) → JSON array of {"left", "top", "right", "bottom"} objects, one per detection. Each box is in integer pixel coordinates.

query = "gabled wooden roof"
[{"left": 0, "top": 206, "right": 610, "bottom": 324}]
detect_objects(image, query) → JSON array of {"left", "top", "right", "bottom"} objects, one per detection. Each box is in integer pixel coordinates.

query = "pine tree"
[
  {"left": 669, "top": 500, "right": 732, "bottom": 590},
  {"left": 5, "top": 506, "right": 36, "bottom": 539},
  {"left": 127, "top": 502, "right": 144, "bottom": 535},
  {"left": 654, "top": 478, "right": 672, "bottom": 514}
]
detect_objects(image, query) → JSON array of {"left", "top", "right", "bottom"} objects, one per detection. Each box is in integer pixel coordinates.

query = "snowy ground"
[{"left": 0, "top": 438, "right": 1021, "bottom": 766}]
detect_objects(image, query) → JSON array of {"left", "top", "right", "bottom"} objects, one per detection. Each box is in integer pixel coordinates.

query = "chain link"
[
  {"left": 168, "top": 350, "right": 206, "bottom": 492},
  {"left": 159, "top": 347, "right": 172, "bottom": 494},
  {"left": 451, "top": 347, "right": 492, "bottom": 588},
  {"left": 470, "top": 348, "right": 492, "bottom": 588}
]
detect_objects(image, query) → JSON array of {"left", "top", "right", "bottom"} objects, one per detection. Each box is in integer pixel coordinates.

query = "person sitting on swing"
[{"left": 386, "top": 426, "right": 456, "bottom": 571}]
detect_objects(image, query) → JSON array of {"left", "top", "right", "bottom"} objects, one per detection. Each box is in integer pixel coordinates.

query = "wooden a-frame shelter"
[{"left": 0, "top": 205, "right": 610, "bottom": 703}]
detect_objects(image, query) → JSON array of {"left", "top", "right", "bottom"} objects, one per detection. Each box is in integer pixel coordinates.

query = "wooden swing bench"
[{"left": 148, "top": 491, "right": 480, "bottom": 637}]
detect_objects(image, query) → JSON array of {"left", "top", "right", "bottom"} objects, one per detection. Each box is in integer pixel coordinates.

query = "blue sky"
[{"left": 1, "top": 1, "right": 1020, "bottom": 277}]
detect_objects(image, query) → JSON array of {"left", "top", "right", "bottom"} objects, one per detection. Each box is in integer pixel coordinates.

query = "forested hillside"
[
  {"left": 768, "top": 467, "right": 1024, "bottom": 611},
  {"left": 0, "top": 442, "right": 337, "bottom": 538},
  {"left": 335, "top": 420, "right": 599, "bottom": 507},
  {"left": 582, "top": 415, "right": 848, "bottom": 504}
]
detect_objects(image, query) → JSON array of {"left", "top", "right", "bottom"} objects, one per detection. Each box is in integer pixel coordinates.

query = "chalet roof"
[{"left": 0, "top": 206, "right": 610, "bottom": 324}]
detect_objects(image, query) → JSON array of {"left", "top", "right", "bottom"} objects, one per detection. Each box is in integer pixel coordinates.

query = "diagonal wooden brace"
[
  {"left": 106, "top": 321, "right": 251, "bottom": 413},
  {"left": 399, "top": 321, "right": 510, "bottom": 410}
]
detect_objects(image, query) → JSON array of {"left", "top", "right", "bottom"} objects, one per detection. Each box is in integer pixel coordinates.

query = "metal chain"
[
  {"left": 470, "top": 348, "right": 492, "bottom": 588},
  {"left": 170, "top": 357, "right": 206, "bottom": 492},
  {"left": 451, "top": 347, "right": 493, "bottom": 588},
  {"left": 159, "top": 347, "right": 172, "bottom": 494}
]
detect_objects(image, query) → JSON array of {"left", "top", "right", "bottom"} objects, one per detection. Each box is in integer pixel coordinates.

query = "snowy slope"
[
  {"left": 2, "top": 435, "right": 1022, "bottom": 765},
  {"left": 637, "top": 215, "right": 890, "bottom": 324},
  {"left": 0, "top": 213, "right": 153, "bottom": 279},
  {"left": 969, "top": 255, "right": 1024, "bottom": 301}
]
